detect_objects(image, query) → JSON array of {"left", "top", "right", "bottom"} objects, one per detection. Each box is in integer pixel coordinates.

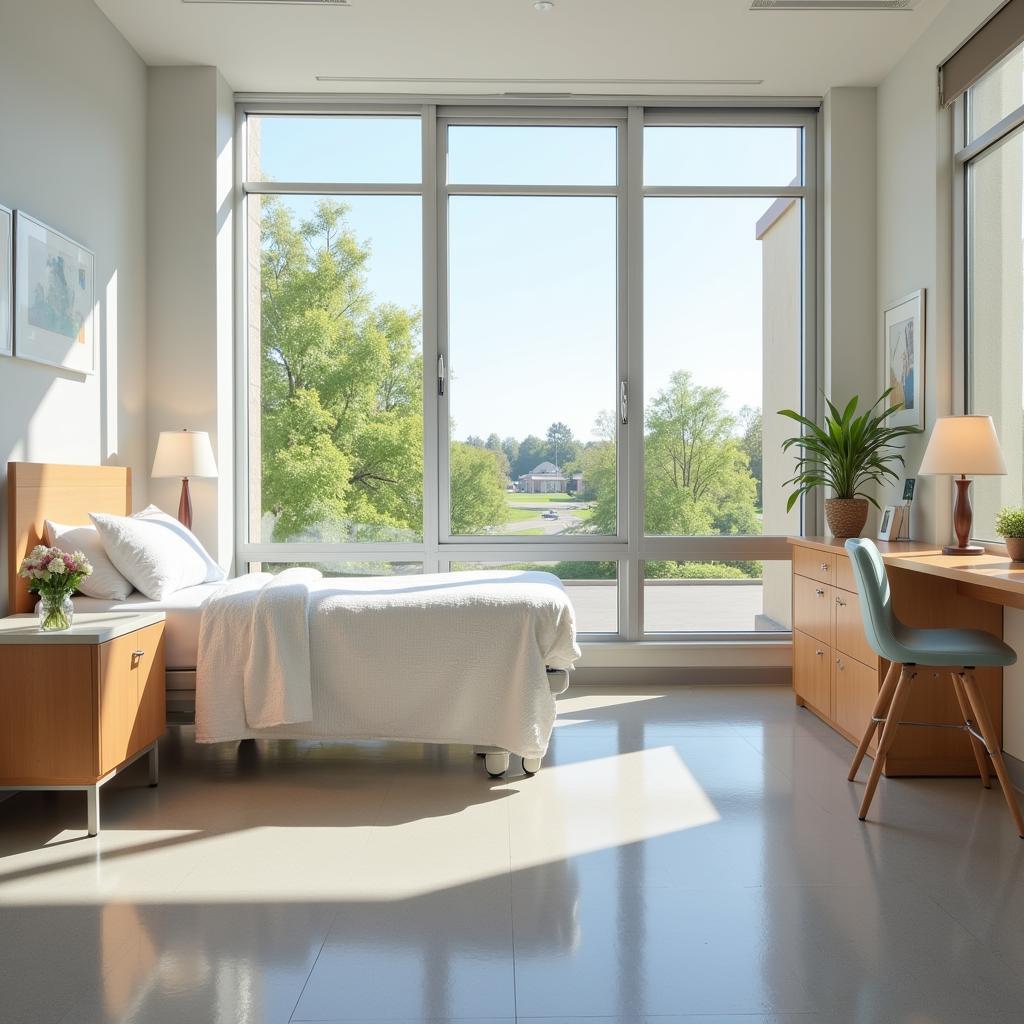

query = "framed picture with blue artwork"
[
  {"left": 14, "top": 211, "right": 95, "bottom": 374},
  {"left": 0, "top": 204, "right": 11, "bottom": 358},
  {"left": 881, "top": 289, "right": 924, "bottom": 429}
]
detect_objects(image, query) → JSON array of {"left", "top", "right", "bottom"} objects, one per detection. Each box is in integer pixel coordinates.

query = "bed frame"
[{"left": 7, "top": 461, "right": 563, "bottom": 777}]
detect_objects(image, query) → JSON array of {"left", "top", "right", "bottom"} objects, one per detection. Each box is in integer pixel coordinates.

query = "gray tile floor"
[{"left": 2, "top": 685, "right": 1024, "bottom": 1023}]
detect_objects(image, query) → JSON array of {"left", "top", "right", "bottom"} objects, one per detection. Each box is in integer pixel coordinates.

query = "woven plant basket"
[{"left": 825, "top": 498, "right": 869, "bottom": 539}]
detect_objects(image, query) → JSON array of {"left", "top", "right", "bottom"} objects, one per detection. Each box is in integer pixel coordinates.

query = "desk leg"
[
  {"left": 87, "top": 786, "right": 99, "bottom": 837},
  {"left": 148, "top": 744, "right": 159, "bottom": 787}
]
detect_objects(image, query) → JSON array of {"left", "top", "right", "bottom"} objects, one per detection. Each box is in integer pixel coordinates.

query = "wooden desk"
[{"left": 789, "top": 537, "right": 1017, "bottom": 777}]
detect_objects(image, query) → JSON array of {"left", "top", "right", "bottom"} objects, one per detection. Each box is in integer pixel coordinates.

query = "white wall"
[
  {"left": 0, "top": 0, "right": 148, "bottom": 617},
  {"left": 146, "top": 67, "right": 235, "bottom": 569},
  {"left": 874, "top": 0, "right": 1024, "bottom": 752}
]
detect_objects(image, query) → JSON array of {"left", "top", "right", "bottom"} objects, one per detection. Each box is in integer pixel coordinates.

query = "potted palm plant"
[{"left": 779, "top": 391, "right": 921, "bottom": 540}]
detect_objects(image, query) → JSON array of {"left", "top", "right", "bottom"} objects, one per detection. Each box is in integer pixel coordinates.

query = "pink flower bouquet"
[{"left": 18, "top": 545, "right": 93, "bottom": 630}]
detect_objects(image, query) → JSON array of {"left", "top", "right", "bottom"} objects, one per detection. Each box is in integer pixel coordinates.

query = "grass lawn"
[
  {"left": 506, "top": 492, "right": 584, "bottom": 505},
  {"left": 506, "top": 507, "right": 542, "bottom": 522}
]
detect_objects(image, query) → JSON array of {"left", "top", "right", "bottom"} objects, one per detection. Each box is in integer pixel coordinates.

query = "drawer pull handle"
[
  {"left": 820, "top": 562, "right": 830, "bottom": 572},
  {"left": 815, "top": 588, "right": 825, "bottom": 596},
  {"left": 815, "top": 649, "right": 823, "bottom": 657},
  {"left": 836, "top": 659, "right": 844, "bottom": 671},
  {"left": 133, "top": 650, "right": 145, "bottom": 658},
  {"left": 835, "top": 597, "right": 846, "bottom": 607}
]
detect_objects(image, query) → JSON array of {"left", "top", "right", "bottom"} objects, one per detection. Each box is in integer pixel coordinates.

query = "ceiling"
[{"left": 95, "top": 0, "right": 958, "bottom": 97}]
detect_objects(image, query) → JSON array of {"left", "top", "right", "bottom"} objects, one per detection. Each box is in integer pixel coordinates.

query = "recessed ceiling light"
[{"left": 533, "top": 1, "right": 555, "bottom": 11}]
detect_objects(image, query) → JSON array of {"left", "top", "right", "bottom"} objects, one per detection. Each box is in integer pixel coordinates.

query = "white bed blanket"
[{"left": 195, "top": 569, "right": 580, "bottom": 758}]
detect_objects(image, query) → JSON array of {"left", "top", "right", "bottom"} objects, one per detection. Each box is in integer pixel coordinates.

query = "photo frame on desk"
[{"left": 878, "top": 505, "right": 898, "bottom": 541}]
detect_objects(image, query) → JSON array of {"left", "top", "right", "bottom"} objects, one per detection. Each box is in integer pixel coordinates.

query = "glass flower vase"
[{"left": 36, "top": 594, "right": 74, "bottom": 632}]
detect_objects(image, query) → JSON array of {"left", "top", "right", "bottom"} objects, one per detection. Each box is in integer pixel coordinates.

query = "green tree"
[
  {"left": 738, "top": 406, "right": 763, "bottom": 509},
  {"left": 546, "top": 421, "right": 577, "bottom": 469},
  {"left": 643, "top": 371, "right": 759, "bottom": 537},
  {"left": 513, "top": 435, "right": 550, "bottom": 478},
  {"left": 450, "top": 442, "right": 510, "bottom": 534},
  {"left": 260, "top": 199, "right": 507, "bottom": 540}
]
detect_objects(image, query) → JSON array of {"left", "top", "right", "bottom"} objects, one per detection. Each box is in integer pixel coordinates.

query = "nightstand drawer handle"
[
  {"left": 820, "top": 562, "right": 830, "bottom": 572},
  {"left": 133, "top": 649, "right": 145, "bottom": 658},
  {"left": 815, "top": 588, "right": 825, "bottom": 596}
]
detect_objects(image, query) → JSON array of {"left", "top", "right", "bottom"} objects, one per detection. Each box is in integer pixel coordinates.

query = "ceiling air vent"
[
  {"left": 751, "top": 0, "right": 918, "bottom": 9},
  {"left": 182, "top": 1, "right": 351, "bottom": 7}
]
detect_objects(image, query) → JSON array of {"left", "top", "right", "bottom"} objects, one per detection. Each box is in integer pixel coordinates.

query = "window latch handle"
[
  {"left": 620, "top": 380, "right": 628, "bottom": 425},
  {"left": 437, "top": 354, "right": 446, "bottom": 397}
]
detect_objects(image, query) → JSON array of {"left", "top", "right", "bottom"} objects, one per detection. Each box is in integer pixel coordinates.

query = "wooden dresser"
[{"left": 789, "top": 536, "right": 1003, "bottom": 777}]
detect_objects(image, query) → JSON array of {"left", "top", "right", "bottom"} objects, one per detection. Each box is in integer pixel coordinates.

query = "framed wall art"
[
  {"left": 14, "top": 211, "right": 95, "bottom": 374},
  {"left": 0, "top": 204, "right": 11, "bottom": 357},
  {"left": 881, "top": 289, "right": 924, "bottom": 429}
]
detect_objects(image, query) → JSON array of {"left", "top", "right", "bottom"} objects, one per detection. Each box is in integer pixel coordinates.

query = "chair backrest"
[{"left": 844, "top": 538, "right": 902, "bottom": 662}]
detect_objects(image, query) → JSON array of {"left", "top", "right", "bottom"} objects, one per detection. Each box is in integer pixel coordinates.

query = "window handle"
[
  {"left": 437, "top": 354, "right": 446, "bottom": 397},
  {"left": 620, "top": 380, "right": 628, "bottom": 424}
]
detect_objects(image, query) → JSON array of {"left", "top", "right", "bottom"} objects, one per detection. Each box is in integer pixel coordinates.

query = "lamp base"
[{"left": 942, "top": 544, "right": 985, "bottom": 556}]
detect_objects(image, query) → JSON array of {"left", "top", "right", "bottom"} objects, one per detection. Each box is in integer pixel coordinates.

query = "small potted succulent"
[
  {"left": 18, "top": 545, "right": 93, "bottom": 631},
  {"left": 779, "top": 390, "right": 922, "bottom": 540},
  {"left": 995, "top": 508, "right": 1024, "bottom": 562}
]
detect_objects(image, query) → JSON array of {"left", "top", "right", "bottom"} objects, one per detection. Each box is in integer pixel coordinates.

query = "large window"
[
  {"left": 960, "top": 45, "right": 1024, "bottom": 541},
  {"left": 241, "top": 107, "right": 815, "bottom": 639}
]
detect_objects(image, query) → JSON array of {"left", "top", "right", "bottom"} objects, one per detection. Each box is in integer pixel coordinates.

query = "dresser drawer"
[
  {"left": 836, "top": 553, "right": 857, "bottom": 593},
  {"left": 833, "top": 589, "right": 878, "bottom": 668},
  {"left": 793, "top": 546, "right": 836, "bottom": 585},
  {"left": 793, "top": 574, "right": 833, "bottom": 644},
  {"left": 832, "top": 653, "right": 878, "bottom": 744},
  {"left": 794, "top": 630, "right": 832, "bottom": 715}
]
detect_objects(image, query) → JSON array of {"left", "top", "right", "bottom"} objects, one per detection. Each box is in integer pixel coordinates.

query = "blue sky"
[{"left": 258, "top": 117, "right": 799, "bottom": 443}]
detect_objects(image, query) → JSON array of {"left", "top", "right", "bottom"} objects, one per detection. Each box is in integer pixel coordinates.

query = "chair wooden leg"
[
  {"left": 960, "top": 673, "right": 1024, "bottom": 838},
  {"left": 950, "top": 672, "right": 990, "bottom": 788},
  {"left": 849, "top": 660, "right": 900, "bottom": 781},
  {"left": 858, "top": 666, "right": 916, "bottom": 822}
]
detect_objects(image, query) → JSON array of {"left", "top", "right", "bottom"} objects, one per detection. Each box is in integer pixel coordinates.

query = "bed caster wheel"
[
  {"left": 522, "top": 756, "right": 542, "bottom": 775},
  {"left": 485, "top": 752, "right": 510, "bottom": 777}
]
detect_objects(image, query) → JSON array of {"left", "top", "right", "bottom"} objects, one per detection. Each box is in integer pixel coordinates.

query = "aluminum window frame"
[
  {"left": 954, "top": 72, "right": 1024, "bottom": 547},
  {"left": 236, "top": 99, "right": 819, "bottom": 642}
]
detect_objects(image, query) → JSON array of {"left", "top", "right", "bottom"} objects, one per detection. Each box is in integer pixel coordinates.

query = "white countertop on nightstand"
[{"left": 0, "top": 612, "right": 166, "bottom": 645}]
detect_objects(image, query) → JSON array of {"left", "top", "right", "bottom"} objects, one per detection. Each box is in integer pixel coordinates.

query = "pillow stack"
[{"left": 47, "top": 505, "right": 225, "bottom": 601}]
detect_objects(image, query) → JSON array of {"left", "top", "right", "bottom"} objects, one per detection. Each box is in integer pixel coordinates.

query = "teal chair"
[{"left": 844, "top": 538, "right": 1024, "bottom": 836}]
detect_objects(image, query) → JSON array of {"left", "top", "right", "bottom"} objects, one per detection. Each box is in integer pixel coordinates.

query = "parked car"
[{"left": 542, "top": 511, "right": 559, "bottom": 520}]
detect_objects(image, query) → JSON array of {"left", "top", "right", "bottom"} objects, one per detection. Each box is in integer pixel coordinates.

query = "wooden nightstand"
[{"left": 0, "top": 611, "right": 166, "bottom": 835}]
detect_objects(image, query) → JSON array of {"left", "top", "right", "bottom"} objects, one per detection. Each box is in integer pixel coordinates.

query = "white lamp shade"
[
  {"left": 152, "top": 430, "right": 218, "bottom": 479},
  {"left": 917, "top": 415, "right": 1007, "bottom": 476}
]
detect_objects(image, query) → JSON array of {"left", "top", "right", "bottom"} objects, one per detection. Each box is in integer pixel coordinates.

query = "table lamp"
[
  {"left": 917, "top": 415, "right": 1006, "bottom": 555},
  {"left": 151, "top": 429, "right": 218, "bottom": 531}
]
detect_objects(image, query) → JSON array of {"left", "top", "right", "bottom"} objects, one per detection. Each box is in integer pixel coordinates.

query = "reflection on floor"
[{"left": 2, "top": 684, "right": 1024, "bottom": 1023}]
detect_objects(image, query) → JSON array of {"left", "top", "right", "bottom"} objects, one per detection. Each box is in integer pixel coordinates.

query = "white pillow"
[
  {"left": 89, "top": 511, "right": 210, "bottom": 600},
  {"left": 44, "top": 520, "right": 134, "bottom": 600},
  {"left": 133, "top": 505, "right": 225, "bottom": 583}
]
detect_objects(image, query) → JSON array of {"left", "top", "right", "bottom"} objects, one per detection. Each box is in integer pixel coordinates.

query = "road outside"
[{"left": 494, "top": 493, "right": 596, "bottom": 536}]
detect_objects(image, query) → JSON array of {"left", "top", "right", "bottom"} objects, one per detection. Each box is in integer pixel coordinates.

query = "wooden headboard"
[{"left": 7, "top": 462, "right": 132, "bottom": 613}]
